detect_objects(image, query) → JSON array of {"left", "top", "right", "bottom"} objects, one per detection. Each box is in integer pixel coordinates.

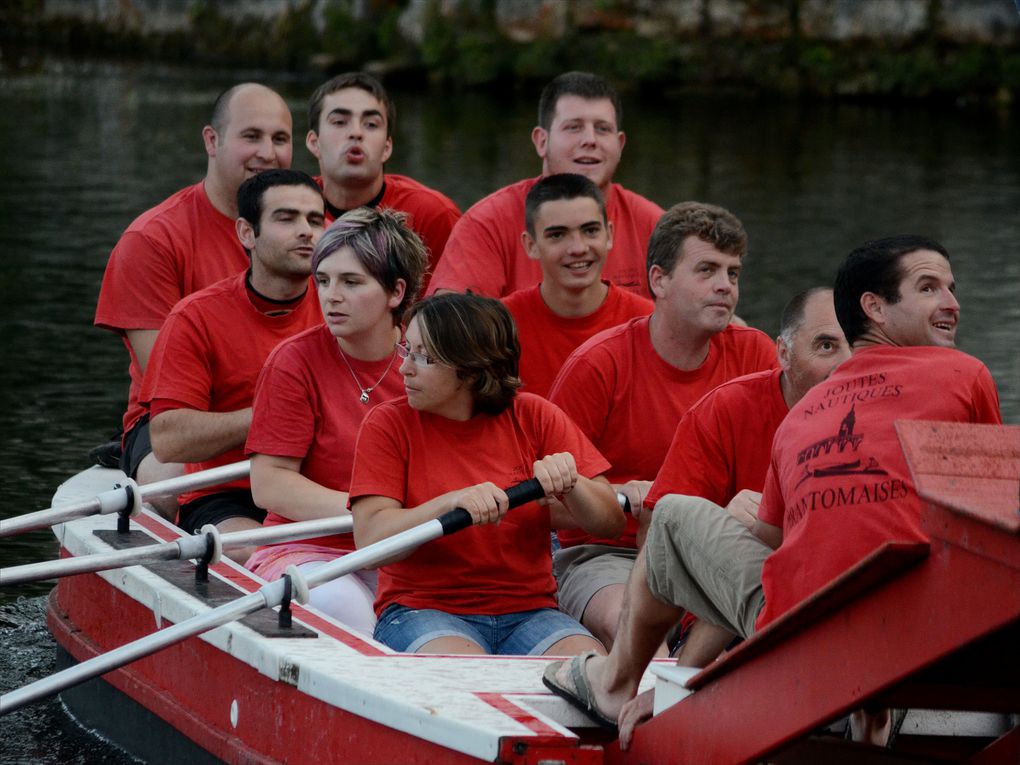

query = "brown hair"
[
  {"left": 646, "top": 202, "right": 747, "bottom": 292},
  {"left": 407, "top": 293, "right": 522, "bottom": 416}
]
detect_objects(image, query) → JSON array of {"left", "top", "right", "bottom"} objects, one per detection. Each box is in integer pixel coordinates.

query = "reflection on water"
[{"left": 0, "top": 61, "right": 1017, "bottom": 762}]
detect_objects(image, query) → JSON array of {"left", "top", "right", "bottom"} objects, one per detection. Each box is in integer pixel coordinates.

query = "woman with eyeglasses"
[
  {"left": 244, "top": 207, "right": 428, "bottom": 634},
  {"left": 349, "top": 292, "right": 626, "bottom": 655}
]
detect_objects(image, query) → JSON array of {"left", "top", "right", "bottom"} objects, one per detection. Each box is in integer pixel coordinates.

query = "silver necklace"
[{"left": 337, "top": 343, "right": 397, "bottom": 404}]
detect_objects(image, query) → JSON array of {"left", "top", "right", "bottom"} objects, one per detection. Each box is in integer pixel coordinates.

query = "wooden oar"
[
  {"left": 0, "top": 461, "right": 251, "bottom": 539},
  {"left": 0, "top": 515, "right": 355, "bottom": 587},
  {"left": 0, "top": 478, "right": 545, "bottom": 716}
]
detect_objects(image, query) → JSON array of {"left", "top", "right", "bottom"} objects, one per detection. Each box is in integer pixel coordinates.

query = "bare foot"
[{"left": 618, "top": 689, "right": 654, "bottom": 750}]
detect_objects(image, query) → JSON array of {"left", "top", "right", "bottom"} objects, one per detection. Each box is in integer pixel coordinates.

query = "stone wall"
[{"left": 32, "top": 0, "right": 1020, "bottom": 45}]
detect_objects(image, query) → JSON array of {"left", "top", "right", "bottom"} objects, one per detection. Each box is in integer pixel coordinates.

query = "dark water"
[{"left": 1, "top": 60, "right": 1017, "bottom": 762}]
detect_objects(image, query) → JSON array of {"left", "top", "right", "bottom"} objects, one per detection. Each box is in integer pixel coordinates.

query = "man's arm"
[
  {"left": 150, "top": 406, "right": 252, "bottom": 464},
  {"left": 125, "top": 329, "right": 159, "bottom": 373},
  {"left": 751, "top": 518, "right": 783, "bottom": 550}
]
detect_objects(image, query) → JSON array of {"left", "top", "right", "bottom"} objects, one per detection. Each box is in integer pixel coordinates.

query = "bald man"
[{"left": 94, "top": 83, "right": 293, "bottom": 513}]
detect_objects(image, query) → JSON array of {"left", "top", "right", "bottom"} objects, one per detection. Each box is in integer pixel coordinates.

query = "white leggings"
[{"left": 295, "top": 562, "right": 378, "bottom": 636}]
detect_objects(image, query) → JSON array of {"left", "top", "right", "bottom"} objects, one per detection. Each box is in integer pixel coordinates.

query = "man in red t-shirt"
[
  {"left": 645, "top": 287, "right": 849, "bottom": 665},
  {"left": 143, "top": 170, "right": 325, "bottom": 559},
  {"left": 544, "top": 235, "right": 1002, "bottom": 747},
  {"left": 305, "top": 72, "right": 460, "bottom": 291},
  {"left": 428, "top": 71, "right": 662, "bottom": 299},
  {"left": 548, "top": 202, "right": 777, "bottom": 650},
  {"left": 94, "top": 83, "right": 294, "bottom": 499},
  {"left": 502, "top": 174, "right": 653, "bottom": 398}
]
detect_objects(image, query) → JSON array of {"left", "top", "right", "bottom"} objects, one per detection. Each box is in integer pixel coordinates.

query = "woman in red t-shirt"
[
  {"left": 349, "top": 293, "right": 626, "bottom": 655},
  {"left": 244, "top": 208, "right": 428, "bottom": 634}
]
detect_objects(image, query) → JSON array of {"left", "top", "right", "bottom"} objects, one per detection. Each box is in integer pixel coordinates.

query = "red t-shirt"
[
  {"left": 245, "top": 324, "right": 404, "bottom": 551},
  {"left": 502, "top": 283, "right": 654, "bottom": 399},
  {"left": 349, "top": 393, "right": 611, "bottom": 616},
  {"left": 647, "top": 368, "right": 788, "bottom": 510},
  {"left": 318, "top": 174, "right": 461, "bottom": 294},
  {"left": 95, "top": 182, "right": 250, "bottom": 434},
  {"left": 550, "top": 317, "right": 778, "bottom": 548},
  {"left": 755, "top": 345, "right": 1002, "bottom": 629},
  {"left": 427, "top": 177, "right": 663, "bottom": 298},
  {"left": 142, "top": 273, "right": 323, "bottom": 505}
]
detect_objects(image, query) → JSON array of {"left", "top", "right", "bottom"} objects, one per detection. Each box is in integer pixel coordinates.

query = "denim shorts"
[{"left": 374, "top": 604, "right": 593, "bottom": 655}]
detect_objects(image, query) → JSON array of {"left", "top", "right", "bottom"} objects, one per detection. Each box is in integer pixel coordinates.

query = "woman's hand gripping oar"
[
  {"left": 0, "top": 460, "right": 251, "bottom": 538},
  {"left": 0, "top": 478, "right": 545, "bottom": 716}
]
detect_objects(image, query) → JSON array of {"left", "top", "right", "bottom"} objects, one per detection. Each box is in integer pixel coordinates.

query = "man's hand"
[
  {"left": 617, "top": 480, "right": 652, "bottom": 521},
  {"left": 724, "top": 489, "right": 762, "bottom": 530},
  {"left": 618, "top": 689, "right": 654, "bottom": 750}
]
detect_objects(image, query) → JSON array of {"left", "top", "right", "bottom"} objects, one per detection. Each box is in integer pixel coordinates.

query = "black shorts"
[
  {"left": 120, "top": 415, "right": 152, "bottom": 479},
  {"left": 177, "top": 490, "right": 267, "bottom": 534}
]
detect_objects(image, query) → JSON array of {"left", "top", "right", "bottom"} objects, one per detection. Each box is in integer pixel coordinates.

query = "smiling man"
[
  {"left": 94, "top": 83, "right": 293, "bottom": 502},
  {"left": 306, "top": 72, "right": 460, "bottom": 291},
  {"left": 547, "top": 202, "right": 777, "bottom": 650},
  {"left": 502, "top": 174, "right": 653, "bottom": 398},
  {"left": 140, "top": 170, "right": 325, "bottom": 559},
  {"left": 429, "top": 71, "right": 663, "bottom": 298},
  {"left": 543, "top": 234, "right": 1001, "bottom": 747}
]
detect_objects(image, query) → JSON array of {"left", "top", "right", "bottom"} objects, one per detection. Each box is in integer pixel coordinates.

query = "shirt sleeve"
[
  {"left": 969, "top": 366, "right": 1003, "bottom": 425},
  {"left": 245, "top": 351, "right": 316, "bottom": 459},
  {"left": 648, "top": 403, "right": 732, "bottom": 510},
  {"left": 348, "top": 405, "right": 410, "bottom": 504},
  {"left": 95, "top": 230, "right": 187, "bottom": 330},
  {"left": 547, "top": 351, "right": 615, "bottom": 446},
  {"left": 426, "top": 206, "right": 510, "bottom": 297},
  {"left": 757, "top": 460, "right": 786, "bottom": 529},
  {"left": 139, "top": 308, "right": 214, "bottom": 412}
]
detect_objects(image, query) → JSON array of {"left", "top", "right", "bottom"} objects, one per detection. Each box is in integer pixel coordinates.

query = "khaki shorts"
[
  {"left": 553, "top": 544, "right": 636, "bottom": 622},
  {"left": 644, "top": 494, "right": 768, "bottom": 639}
]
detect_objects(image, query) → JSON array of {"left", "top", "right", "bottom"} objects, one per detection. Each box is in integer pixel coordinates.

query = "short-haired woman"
[
  {"left": 350, "top": 293, "right": 625, "bottom": 655},
  {"left": 245, "top": 208, "right": 428, "bottom": 634}
]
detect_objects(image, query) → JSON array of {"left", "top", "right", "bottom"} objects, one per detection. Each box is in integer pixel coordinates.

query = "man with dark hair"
[
  {"left": 543, "top": 235, "right": 1001, "bottom": 747},
  {"left": 95, "top": 83, "right": 293, "bottom": 505},
  {"left": 428, "top": 71, "right": 662, "bottom": 298},
  {"left": 141, "top": 170, "right": 325, "bottom": 558},
  {"left": 305, "top": 72, "right": 460, "bottom": 290},
  {"left": 547, "top": 202, "right": 776, "bottom": 651},
  {"left": 503, "top": 174, "right": 653, "bottom": 398}
]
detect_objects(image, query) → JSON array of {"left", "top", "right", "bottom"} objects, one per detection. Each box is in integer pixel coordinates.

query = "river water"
[{"left": 0, "top": 60, "right": 1017, "bottom": 763}]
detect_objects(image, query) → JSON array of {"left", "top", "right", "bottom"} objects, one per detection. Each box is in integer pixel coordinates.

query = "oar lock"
[{"left": 100, "top": 478, "right": 143, "bottom": 533}]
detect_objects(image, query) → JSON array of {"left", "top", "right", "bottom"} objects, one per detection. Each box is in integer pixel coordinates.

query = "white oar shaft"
[
  {"left": 0, "top": 516, "right": 354, "bottom": 587},
  {"left": 139, "top": 461, "right": 250, "bottom": 499},
  {"left": 0, "top": 461, "right": 251, "bottom": 539},
  {"left": 303, "top": 520, "right": 442, "bottom": 591},
  {"left": 1, "top": 544, "right": 181, "bottom": 587},
  {"left": 0, "top": 587, "right": 277, "bottom": 715},
  {"left": 220, "top": 515, "right": 353, "bottom": 549},
  {"left": 0, "top": 480, "right": 545, "bottom": 715}
]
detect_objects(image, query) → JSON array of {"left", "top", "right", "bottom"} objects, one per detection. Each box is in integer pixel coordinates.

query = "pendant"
[{"left": 359, "top": 391, "right": 370, "bottom": 405}]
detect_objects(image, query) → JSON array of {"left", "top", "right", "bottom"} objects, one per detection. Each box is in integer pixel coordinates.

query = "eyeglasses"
[{"left": 395, "top": 341, "right": 436, "bottom": 367}]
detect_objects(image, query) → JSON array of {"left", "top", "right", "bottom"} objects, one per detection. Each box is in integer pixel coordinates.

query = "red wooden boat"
[{"left": 38, "top": 421, "right": 1020, "bottom": 763}]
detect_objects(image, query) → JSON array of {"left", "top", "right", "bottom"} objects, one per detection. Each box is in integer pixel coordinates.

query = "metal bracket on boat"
[
  {"left": 278, "top": 574, "right": 294, "bottom": 629},
  {"left": 194, "top": 524, "right": 223, "bottom": 583},
  {"left": 275, "top": 565, "right": 311, "bottom": 630},
  {"left": 104, "top": 478, "right": 142, "bottom": 534}
]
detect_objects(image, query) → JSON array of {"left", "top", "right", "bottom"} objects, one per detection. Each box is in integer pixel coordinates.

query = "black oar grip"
[
  {"left": 437, "top": 478, "right": 546, "bottom": 536},
  {"left": 505, "top": 478, "right": 544, "bottom": 508}
]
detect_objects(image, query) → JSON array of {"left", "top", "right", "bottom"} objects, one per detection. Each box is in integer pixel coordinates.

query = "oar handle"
[{"left": 436, "top": 478, "right": 545, "bottom": 535}]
